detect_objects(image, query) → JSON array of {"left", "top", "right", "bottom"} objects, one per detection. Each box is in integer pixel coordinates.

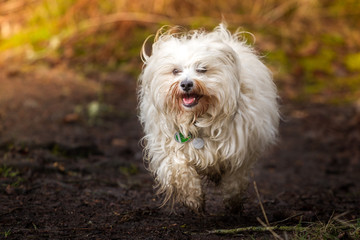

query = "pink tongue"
[{"left": 183, "top": 96, "right": 196, "bottom": 105}]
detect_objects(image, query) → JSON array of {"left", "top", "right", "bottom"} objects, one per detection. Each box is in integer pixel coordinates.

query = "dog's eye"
[
  {"left": 196, "top": 68, "right": 207, "bottom": 74},
  {"left": 172, "top": 69, "right": 181, "bottom": 75}
]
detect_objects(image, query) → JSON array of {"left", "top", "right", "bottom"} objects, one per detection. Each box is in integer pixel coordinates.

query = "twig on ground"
[
  {"left": 253, "top": 181, "right": 284, "bottom": 239},
  {"left": 253, "top": 181, "right": 270, "bottom": 226},
  {"left": 257, "top": 217, "right": 283, "bottom": 240},
  {"left": 208, "top": 225, "right": 308, "bottom": 235},
  {"left": 208, "top": 221, "right": 357, "bottom": 236}
]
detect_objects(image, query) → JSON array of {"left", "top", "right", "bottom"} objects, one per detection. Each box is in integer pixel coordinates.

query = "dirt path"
[{"left": 1, "top": 65, "right": 359, "bottom": 239}]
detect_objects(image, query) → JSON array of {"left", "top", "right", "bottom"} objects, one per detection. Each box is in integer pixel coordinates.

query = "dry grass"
[{"left": 209, "top": 182, "right": 360, "bottom": 239}]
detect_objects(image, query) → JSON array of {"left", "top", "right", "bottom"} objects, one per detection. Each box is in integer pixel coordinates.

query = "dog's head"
[{"left": 139, "top": 25, "right": 242, "bottom": 124}]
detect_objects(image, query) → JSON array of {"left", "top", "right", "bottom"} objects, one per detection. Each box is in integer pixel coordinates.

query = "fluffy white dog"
[{"left": 138, "top": 24, "right": 279, "bottom": 213}]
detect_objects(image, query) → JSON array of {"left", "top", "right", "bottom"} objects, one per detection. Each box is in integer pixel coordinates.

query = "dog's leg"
[
  {"left": 220, "top": 168, "right": 249, "bottom": 213},
  {"left": 156, "top": 157, "right": 204, "bottom": 213}
]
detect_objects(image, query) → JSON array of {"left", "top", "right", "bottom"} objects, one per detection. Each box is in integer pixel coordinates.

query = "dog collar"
[
  {"left": 174, "top": 132, "right": 204, "bottom": 149},
  {"left": 174, "top": 132, "right": 192, "bottom": 143}
]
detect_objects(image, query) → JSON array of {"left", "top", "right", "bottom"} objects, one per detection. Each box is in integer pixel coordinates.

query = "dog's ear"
[
  {"left": 213, "top": 42, "right": 238, "bottom": 66},
  {"left": 224, "top": 48, "right": 237, "bottom": 65},
  {"left": 141, "top": 35, "right": 154, "bottom": 64}
]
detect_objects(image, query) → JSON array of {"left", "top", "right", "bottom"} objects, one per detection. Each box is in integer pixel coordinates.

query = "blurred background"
[{"left": 1, "top": 0, "right": 360, "bottom": 104}]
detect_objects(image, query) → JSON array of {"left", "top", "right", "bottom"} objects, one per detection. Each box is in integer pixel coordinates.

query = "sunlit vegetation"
[{"left": 1, "top": 0, "right": 359, "bottom": 102}]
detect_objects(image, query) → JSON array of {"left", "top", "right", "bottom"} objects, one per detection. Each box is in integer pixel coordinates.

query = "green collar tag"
[{"left": 174, "top": 132, "right": 192, "bottom": 143}]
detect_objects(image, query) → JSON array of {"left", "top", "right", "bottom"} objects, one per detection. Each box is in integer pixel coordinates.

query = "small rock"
[
  {"left": 63, "top": 113, "right": 80, "bottom": 123},
  {"left": 112, "top": 138, "right": 127, "bottom": 147}
]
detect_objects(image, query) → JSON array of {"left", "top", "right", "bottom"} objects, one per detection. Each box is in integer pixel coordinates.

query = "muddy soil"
[{"left": 0, "top": 64, "right": 359, "bottom": 239}]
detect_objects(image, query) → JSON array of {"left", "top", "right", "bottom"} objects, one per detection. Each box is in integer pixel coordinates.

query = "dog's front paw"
[
  {"left": 177, "top": 178, "right": 205, "bottom": 213},
  {"left": 182, "top": 194, "right": 205, "bottom": 214}
]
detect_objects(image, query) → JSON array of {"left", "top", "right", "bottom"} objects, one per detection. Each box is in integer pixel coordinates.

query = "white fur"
[{"left": 138, "top": 24, "right": 279, "bottom": 212}]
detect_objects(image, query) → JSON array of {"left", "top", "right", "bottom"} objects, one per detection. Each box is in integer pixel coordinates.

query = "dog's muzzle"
[
  {"left": 179, "top": 79, "right": 202, "bottom": 108},
  {"left": 180, "top": 79, "right": 194, "bottom": 92}
]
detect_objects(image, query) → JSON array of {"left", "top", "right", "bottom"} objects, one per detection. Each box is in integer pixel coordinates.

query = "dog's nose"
[{"left": 180, "top": 80, "right": 194, "bottom": 92}]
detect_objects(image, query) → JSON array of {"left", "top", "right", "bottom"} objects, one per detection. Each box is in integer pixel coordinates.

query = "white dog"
[{"left": 138, "top": 24, "right": 279, "bottom": 213}]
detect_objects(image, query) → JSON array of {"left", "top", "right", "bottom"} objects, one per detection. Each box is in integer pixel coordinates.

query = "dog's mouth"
[{"left": 182, "top": 94, "right": 202, "bottom": 108}]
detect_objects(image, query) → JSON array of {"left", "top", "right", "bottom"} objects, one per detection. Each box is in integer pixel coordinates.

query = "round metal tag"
[{"left": 192, "top": 138, "right": 204, "bottom": 149}]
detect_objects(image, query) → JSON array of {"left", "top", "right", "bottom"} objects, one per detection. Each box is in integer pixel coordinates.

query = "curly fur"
[{"left": 138, "top": 24, "right": 279, "bottom": 212}]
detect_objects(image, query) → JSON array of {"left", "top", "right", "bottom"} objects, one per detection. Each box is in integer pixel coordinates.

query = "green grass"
[
  {"left": 3, "top": 230, "right": 11, "bottom": 238},
  {"left": 0, "top": 165, "right": 19, "bottom": 178},
  {"left": 294, "top": 217, "right": 360, "bottom": 239},
  {"left": 209, "top": 216, "right": 360, "bottom": 239},
  {"left": 0, "top": 165, "right": 23, "bottom": 188},
  {"left": 119, "top": 163, "right": 139, "bottom": 176},
  {"left": 211, "top": 183, "right": 360, "bottom": 239}
]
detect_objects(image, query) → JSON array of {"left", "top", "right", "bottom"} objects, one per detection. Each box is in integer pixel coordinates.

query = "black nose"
[{"left": 180, "top": 80, "right": 194, "bottom": 92}]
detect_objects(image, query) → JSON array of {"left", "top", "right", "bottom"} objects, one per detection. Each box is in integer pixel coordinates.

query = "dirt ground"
[{"left": 0, "top": 63, "right": 359, "bottom": 239}]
